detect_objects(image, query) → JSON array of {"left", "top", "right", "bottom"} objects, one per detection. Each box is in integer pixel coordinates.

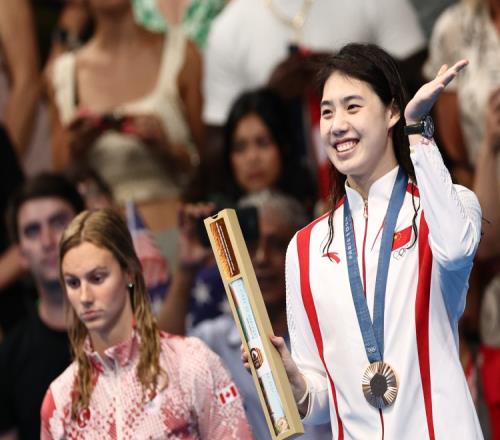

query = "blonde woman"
[{"left": 40, "top": 208, "right": 251, "bottom": 439}]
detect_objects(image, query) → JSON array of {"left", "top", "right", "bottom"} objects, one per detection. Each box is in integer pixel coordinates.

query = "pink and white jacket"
[
  {"left": 286, "top": 142, "right": 484, "bottom": 439},
  {"left": 41, "top": 332, "right": 253, "bottom": 439}
]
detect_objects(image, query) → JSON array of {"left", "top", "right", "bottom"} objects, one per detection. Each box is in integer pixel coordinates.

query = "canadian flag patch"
[{"left": 218, "top": 384, "right": 238, "bottom": 405}]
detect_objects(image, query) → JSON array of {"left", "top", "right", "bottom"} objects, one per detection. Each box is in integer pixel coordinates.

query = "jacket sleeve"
[
  {"left": 411, "top": 141, "right": 482, "bottom": 324},
  {"left": 40, "top": 388, "right": 57, "bottom": 440},
  {"left": 286, "top": 235, "right": 330, "bottom": 425},
  {"left": 410, "top": 141, "right": 482, "bottom": 271}
]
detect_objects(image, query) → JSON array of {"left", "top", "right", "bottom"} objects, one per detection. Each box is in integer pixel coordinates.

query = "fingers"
[
  {"left": 437, "top": 64, "right": 448, "bottom": 76},
  {"left": 270, "top": 335, "right": 287, "bottom": 353},
  {"left": 436, "top": 59, "right": 468, "bottom": 88},
  {"left": 240, "top": 344, "right": 251, "bottom": 371},
  {"left": 450, "top": 59, "right": 469, "bottom": 74}
]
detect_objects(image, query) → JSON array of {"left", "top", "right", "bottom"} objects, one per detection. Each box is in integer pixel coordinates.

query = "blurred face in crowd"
[
  {"left": 62, "top": 241, "right": 133, "bottom": 346},
  {"left": 231, "top": 113, "right": 283, "bottom": 194},
  {"left": 249, "top": 208, "right": 294, "bottom": 309},
  {"left": 320, "top": 72, "right": 398, "bottom": 186},
  {"left": 17, "top": 197, "right": 75, "bottom": 284}
]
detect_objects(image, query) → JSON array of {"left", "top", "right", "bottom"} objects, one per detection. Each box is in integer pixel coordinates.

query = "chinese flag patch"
[
  {"left": 218, "top": 384, "right": 238, "bottom": 405},
  {"left": 392, "top": 226, "right": 412, "bottom": 250}
]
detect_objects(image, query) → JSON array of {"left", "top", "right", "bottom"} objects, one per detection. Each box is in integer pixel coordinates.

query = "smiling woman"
[
  {"left": 265, "top": 43, "right": 485, "bottom": 439},
  {"left": 40, "top": 208, "right": 252, "bottom": 439}
]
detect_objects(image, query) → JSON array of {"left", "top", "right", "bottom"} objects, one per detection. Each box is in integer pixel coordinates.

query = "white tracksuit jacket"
[{"left": 286, "top": 142, "right": 484, "bottom": 440}]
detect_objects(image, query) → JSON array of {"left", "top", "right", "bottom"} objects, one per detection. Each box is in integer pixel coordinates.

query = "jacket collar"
[
  {"left": 344, "top": 166, "right": 400, "bottom": 216},
  {"left": 84, "top": 330, "right": 139, "bottom": 372}
]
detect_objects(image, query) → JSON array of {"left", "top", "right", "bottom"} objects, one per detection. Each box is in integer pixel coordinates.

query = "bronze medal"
[{"left": 362, "top": 361, "right": 399, "bottom": 408}]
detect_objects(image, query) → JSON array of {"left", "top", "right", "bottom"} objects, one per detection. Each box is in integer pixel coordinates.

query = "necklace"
[{"left": 265, "top": 0, "right": 315, "bottom": 44}]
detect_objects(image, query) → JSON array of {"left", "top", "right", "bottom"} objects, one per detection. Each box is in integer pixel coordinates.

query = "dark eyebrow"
[
  {"left": 48, "top": 211, "right": 71, "bottom": 225},
  {"left": 320, "top": 95, "right": 364, "bottom": 108},
  {"left": 63, "top": 266, "right": 108, "bottom": 279},
  {"left": 85, "top": 266, "right": 109, "bottom": 278},
  {"left": 342, "top": 95, "right": 364, "bottom": 104}
]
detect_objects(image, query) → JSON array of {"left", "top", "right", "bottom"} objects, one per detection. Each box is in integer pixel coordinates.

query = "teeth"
[{"left": 335, "top": 140, "right": 357, "bottom": 152}]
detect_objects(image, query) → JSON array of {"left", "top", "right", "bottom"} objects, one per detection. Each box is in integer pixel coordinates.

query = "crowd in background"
[{"left": 0, "top": 0, "right": 498, "bottom": 439}]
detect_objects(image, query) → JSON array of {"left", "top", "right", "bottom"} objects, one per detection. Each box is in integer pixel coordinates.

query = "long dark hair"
[
  {"left": 317, "top": 44, "right": 419, "bottom": 252},
  {"left": 221, "top": 88, "right": 317, "bottom": 208}
]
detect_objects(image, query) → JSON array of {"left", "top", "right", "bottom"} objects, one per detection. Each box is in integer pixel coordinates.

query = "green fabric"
[{"left": 131, "top": 0, "right": 226, "bottom": 48}]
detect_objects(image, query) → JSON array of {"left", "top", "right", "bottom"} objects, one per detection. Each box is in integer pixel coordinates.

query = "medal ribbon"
[{"left": 343, "top": 168, "right": 407, "bottom": 363}]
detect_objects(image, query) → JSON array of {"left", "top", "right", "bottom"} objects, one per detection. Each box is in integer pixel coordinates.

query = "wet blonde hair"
[{"left": 59, "top": 208, "right": 166, "bottom": 418}]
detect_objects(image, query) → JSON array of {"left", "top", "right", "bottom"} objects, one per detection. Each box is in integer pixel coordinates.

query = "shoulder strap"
[
  {"left": 156, "top": 26, "right": 188, "bottom": 94},
  {"left": 51, "top": 52, "right": 78, "bottom": 125}
]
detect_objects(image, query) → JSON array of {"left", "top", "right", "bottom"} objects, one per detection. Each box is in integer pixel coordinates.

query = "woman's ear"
[
  {"left": 125, "top": 271, "right": 134, "bottom": 288},
  {"left": 387, "top": 101, "right": 401, "bottom": 130}
]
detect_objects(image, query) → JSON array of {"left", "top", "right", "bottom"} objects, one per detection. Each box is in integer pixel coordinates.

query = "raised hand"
[
  {"left": 176, "top": 203, "right": 215, "bottom": 271},
  {"left": 404, "top": 60, "right": 468, "bottom": 124}
]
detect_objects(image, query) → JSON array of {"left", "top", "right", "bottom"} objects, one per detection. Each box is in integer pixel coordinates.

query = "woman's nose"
[
  {"left": 331, "top": 111, "right": 349, "bottom": 135},
  {"left": 79, "top": 283, "right": 94, "bottom": 304}
]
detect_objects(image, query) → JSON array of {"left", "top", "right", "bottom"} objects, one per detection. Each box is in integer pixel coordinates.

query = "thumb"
[{"left": 270, "top": 335, "right": 290, "bottom": 361}]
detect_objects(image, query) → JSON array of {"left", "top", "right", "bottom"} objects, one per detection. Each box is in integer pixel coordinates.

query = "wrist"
[
  {"left": 404, "top": 115, "right": 434, "bottom": 140},
  {"left": 296, "top": 377, "right": 309, "bottom": 405},
  {"left": 291, "top": 373, "right": 308, "bottom": 400}
]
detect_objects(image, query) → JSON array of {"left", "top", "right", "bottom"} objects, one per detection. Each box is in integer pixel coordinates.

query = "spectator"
[
  {"left": 0, "top": 173, "right": 84, "bottom": 440},
  {"left": 49, "top": 0, "right": 204, "bottom": 232},
  {"left": 0, "top": 125, "right": 27, "bottom": 336},
  {"left": 0, "top": 0, "right": 40, "bottom": 157},
  {"left": 186, "top": 88, "right": 316, "bottom": 211},
  {"left": 474, "top": 88, "right": 500, "bottom": 260},
  {"left": 475, "top": 87, "right": 500, "bottom": 440},
  {"left": 424, "top": 0, "right": 500, "bottom": 187},
  {"left": 41, "top": 208, "right": 252, "bottom": 438}
]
